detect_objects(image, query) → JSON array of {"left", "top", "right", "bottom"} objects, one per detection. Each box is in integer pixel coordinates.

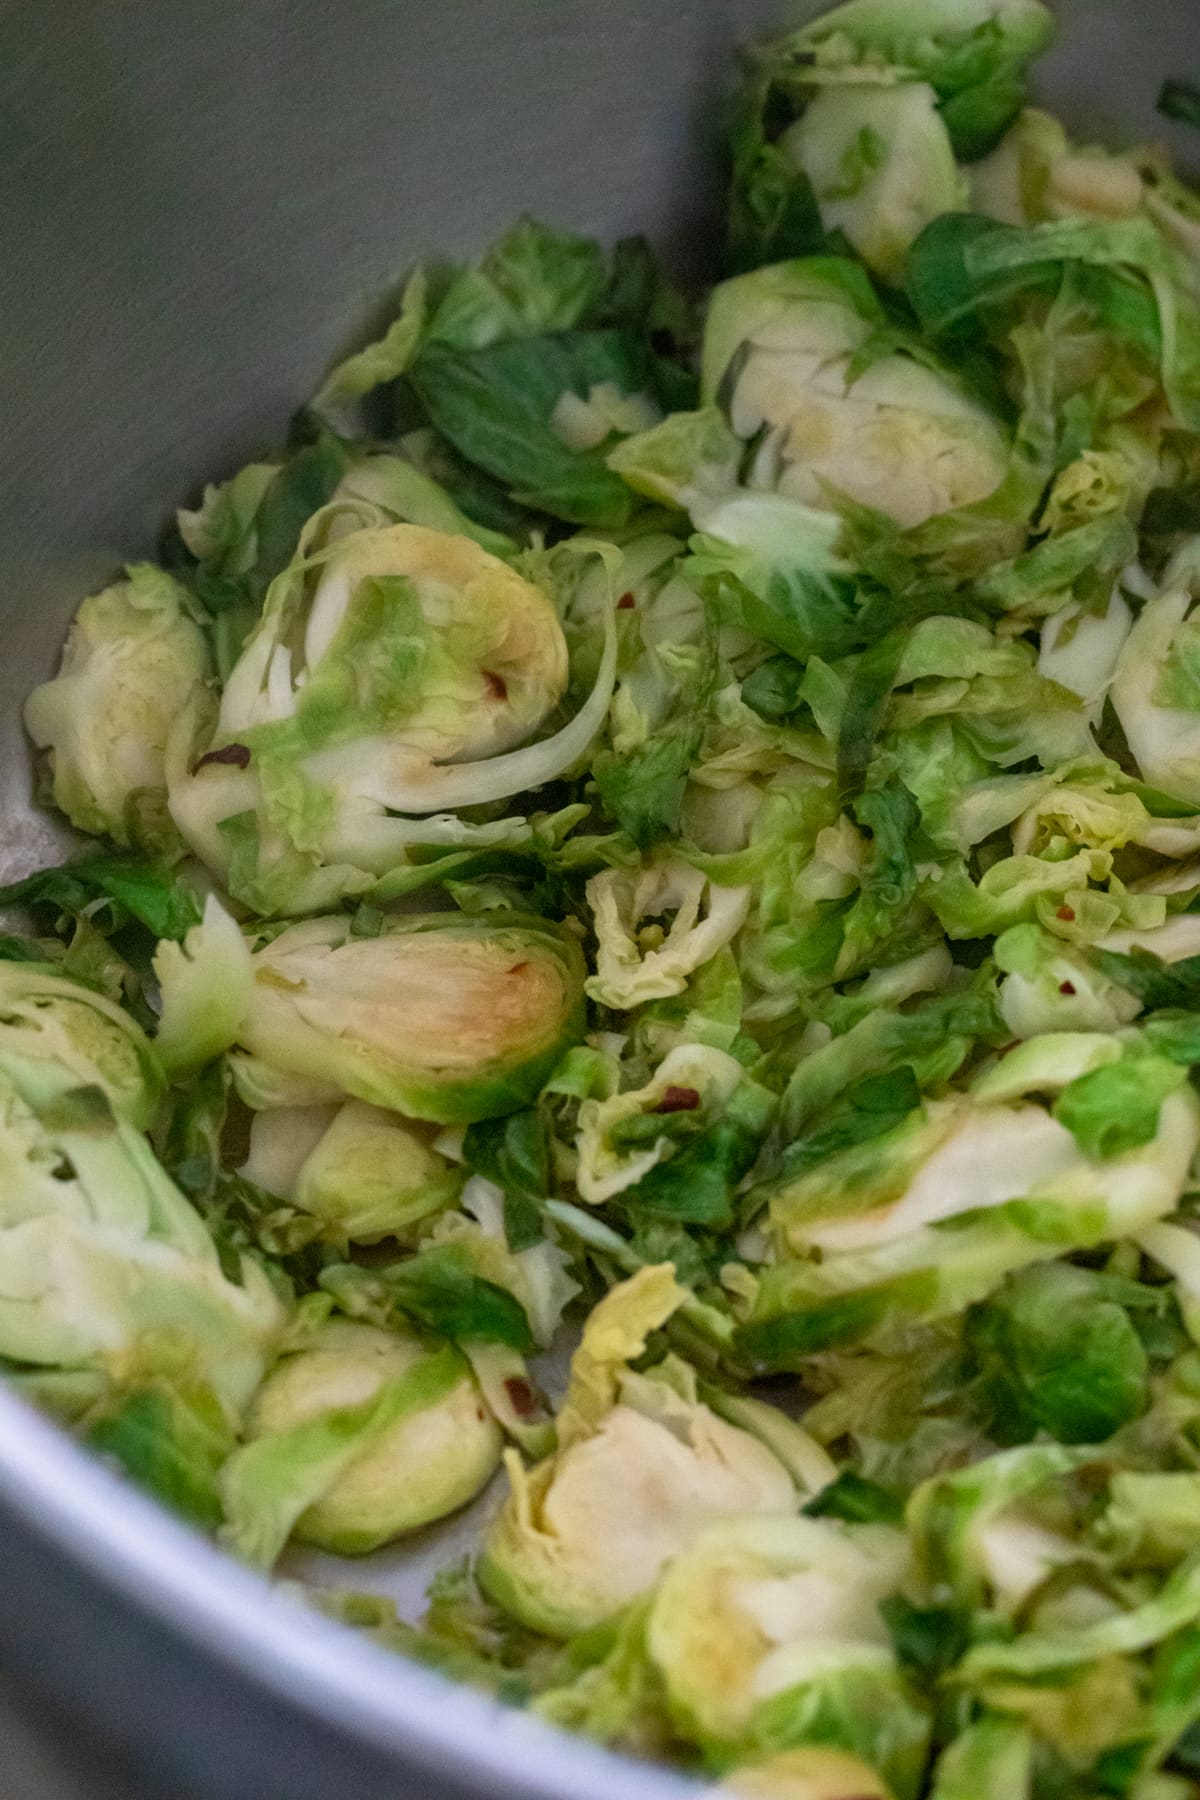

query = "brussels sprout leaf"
[
  {"left": 0, "top": 854, "right": 202, "bottom": 941},
  {"left": 464, "top": 1109, "right": 550, "bottom": 1251}
]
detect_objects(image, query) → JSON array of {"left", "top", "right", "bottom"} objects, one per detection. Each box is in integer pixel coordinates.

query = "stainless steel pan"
[{"left": 0, "top": 3, "right": 1195, "bottom": 1794}]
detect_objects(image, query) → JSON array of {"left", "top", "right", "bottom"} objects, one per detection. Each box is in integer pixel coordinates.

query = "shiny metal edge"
[{"left": 0, "top": 1383, "right": 697, "bottom": 1800}]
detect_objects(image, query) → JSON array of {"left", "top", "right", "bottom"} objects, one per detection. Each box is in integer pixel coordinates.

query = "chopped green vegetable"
[{"left": 16, "top": 7, "right": 1200, "bottom": 1790}]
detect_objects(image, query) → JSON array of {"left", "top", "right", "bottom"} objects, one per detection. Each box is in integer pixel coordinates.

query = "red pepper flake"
[
  {"left": 503, "top": 1377, "right": 538, "bottom": 1419},
  {"left": 483, "top": 669, "right": 508, "bottom": 701},
  {"left": 617, "top": 591, "right": 635, "bottom": 610},
  {"left": 193, "top": 742, "right": 251, "bottom": 773},
  {"left": 1059, "top": 980, "right": 1077, "bottom": 995},
  {"left": 1056, "top": 905, "right": 1076, "bottom": 922},
  {"left": 655, "top": 1085, "right": 701, "bottom": 1114},
  {"left": 509, "top": 962, "right": 529, "bottom": 976}
]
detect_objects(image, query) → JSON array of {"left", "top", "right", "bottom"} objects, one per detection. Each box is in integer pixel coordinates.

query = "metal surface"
[{"left": 0, "top": 1, "right": 1198, "bottom": 1796}]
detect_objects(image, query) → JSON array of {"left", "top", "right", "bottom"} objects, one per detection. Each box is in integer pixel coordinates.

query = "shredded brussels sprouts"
[{"left": 18, "top": 3, "right": 1200, "bottom": 1790}]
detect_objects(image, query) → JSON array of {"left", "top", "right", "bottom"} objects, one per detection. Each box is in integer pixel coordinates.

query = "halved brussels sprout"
[
  {"left": 479, "top": 1268, "right": 797, "bottom": 1637},
  {"left": 718, "top": 1748, "right": 894, "bottom": 1799},
  {"left": 237, "top": 912, "right": 586, "bottom": 1125},
  {"left": 24, "top": 565, "right": 210, "bottom": 854},
  {"left": 0, "top": 1065, "right": 283, "bottom": 1413},
  {"left": 646, "top": 1513, "right": 922, "bottom": 1786},
  {"left": 702, "top": 262, "right": 1008, "bottom": 529},
  {"left": 167, "top": 516, "right": 617, "bottom": 912},
  {"left": 0, "top": 961, "right": 164, "bottom": 1129},
  {"left": 220, "top": 1317, "right": 501, "bottom": 1563},
  {"left": 242, "top": 1100, "right": 462, "bottom": 1243},
  {"left": 781, "top": 84, "right": 965, "bottom": 282}
]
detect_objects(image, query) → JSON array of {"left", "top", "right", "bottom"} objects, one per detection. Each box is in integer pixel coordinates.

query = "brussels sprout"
[
  {"left": 586, "top": 859, "right": 751, "bottom": 1010},
  {"left": 781, "top": 84, "right": 965, "bottom": 281},
  {"left": 1100, "top": 1471, "right": 1200, "bottom": 1570},
  {"left": 702, "top": 262, "right": 1008, "bottom": 529},
  {"left": 968, "top": 1263, "right": 1151, "bottom": 1445},
  {"left": 645, "top": 1513, "right": 923, "bottom": 1789},
  {"left": 24, "top": 565, "right": 210, "bottom": 854},
  {"left": 741, "top": 1041, "right": 1200, "bottom": 1365},
  {"left": 176, "top": 460, "right": 279, "bottom": 571},
  {"left": 228, "top": 1053, "right": 343, "bottom": 1114},
  {"left": 719, "top": 1748, "right": 894, "bottom": 1799},
  {"left": 955, "top": 1552, "right": 1200, "bottom": 1687},
  {"left": 607, "top": 406, "right": 745, "bottom": 514},
  {"left": 0, "top": 960, "right": 164, "bottom": 1129},
  {"left": 439, "top": 1173, "right": 579, "bottom": 1351},
  {"left": 994, "top": 924, "right": 1144, "bottom": 1039},
  {"left": 236, "top": 912, "right": 585, "bottom": 1125},
  {"left": 969, "top": 106, "right": 1200, "bottom": 262},
  {"left": 927, "top": 1718, "right": 1033, "bottom": 1800},
  {"left": 1036, "top": 588, "right": 1133, "bottom": 709},
  {"left": 242, "top": 1100, "right": 462, "bottom": 1243},
  {"left": 0, "top": 1067, "right": 283, "bottom": 1413},
  {"left": 311, "top": 267, "right": 426, "bottom": 412},
  {"left": 331, "top": 452, "right": 515, "bottom": 556},
  {"left": 479, "top": 1268, "right": 798, "bottom": 1637},
  {"left": 574, "top": 1042, "right": 775, "bottom": 1214},
  {"left": 220, "top": 1318, "right": 501, "bottom": 1563},
  {"left": 783, "top": 0, "right": 1054, "bottom": 101},
  {"left": 168, "top": 517, "right": 617, "bottom": 911},
  {"left": 907, "top": 1441, "right": 1094, "bottom": 1613},
  {"left": 1111, "top": 582, "right": 1200, "bottom": 806}
]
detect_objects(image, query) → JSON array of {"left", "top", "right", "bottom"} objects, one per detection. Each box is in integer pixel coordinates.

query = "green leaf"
[
  {"left": 726, "top": 81, "right": 831, "bottom": 274},
  {"left": 740, "top": 655, "right": 807, "bottom": 721},
  {"left": 428, "top": 216, "right": 608, "bottom": 350},
  {"left": 622, "top": 1117, "right": 759, "bottom": 1231},
  {"left": 0, "top": 854, "right": 203, "bottom": 941},
  {"left": 804, "top": 1470, "right": 903, "bottom": 1526},
  {"left": 906, "top": 212, "right": 1058, "bottom": 338},
  {"left": 0, "top": 933, "right": 53, "bottom": 964},
  {"left": 837, "top": 631, "right": 908, "bottom": 800},
  {"left": 967, "top": 1263, "right": 1150, "bottom": 1444},
  {"left": 86, "top": 1383, "right": 234, "bottom": 1529},
  {"left": 464, "top": 1109, "right": 549, "bottom": 1252},
  {"left": 907, "top": 212, "right": 1200, "bottom": 429},
  {"left": 160, "top": 1058, "right": 230, "bottom": 1206},
  {"left": 768, "top": 1065, "right": 923, "bottom": 1194},
  {"left": 374, "top": 1247, "right": 536, "bottom": 1353},
  {"left": 1144, "top": 1011, "right": 1200, "bottom": 1066},
  {"left": 881, "top": 1595, "right": 972, "bottom": 1685},
  {"left": 593, "top": 603, "right": 719, "bottom": 848},
  {"left": 940, "top": 75, "right": 1029, "bottom": 160},
  {"left": 1092, "top": 946, "right": 1200, "bottom": 1011},
  {"left": 778, "top": 986, "right": 1001, "bottom": 1141},
  {"left": 409, "top": 330, "right": 653, "bottom": 527},
  {"left": 313, "top": 269, "right": 427, "bottom": 409},
  {"left": 252, "top": 434, "right": 350, "bottom": 595},
  {"left": 837, "top": 784, "right": 921, "bottom": 976},
  {"left": 593, "top": 726, "right": 704, "bottom": 849},
  {"left": 1052, "top": 1054, "right": 1187, "bottom": 1160}
]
